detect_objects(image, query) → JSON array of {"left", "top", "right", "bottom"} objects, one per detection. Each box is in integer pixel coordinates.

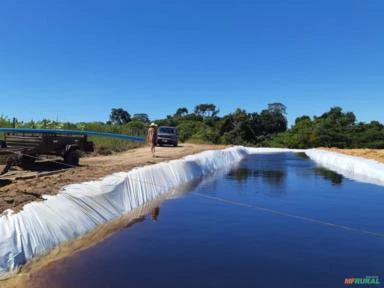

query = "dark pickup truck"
[{"left": 157, "top": 126, "right": 178, "bottom": 147}]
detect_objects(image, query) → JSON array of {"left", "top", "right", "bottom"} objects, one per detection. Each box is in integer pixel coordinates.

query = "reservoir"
[{"left": 27, "top": 153, "right": 384, "bottom": 288}]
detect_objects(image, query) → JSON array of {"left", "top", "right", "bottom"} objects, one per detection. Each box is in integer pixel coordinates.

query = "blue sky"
[{"left": 1, "top": 0, "right": 383, "bottom": 126}]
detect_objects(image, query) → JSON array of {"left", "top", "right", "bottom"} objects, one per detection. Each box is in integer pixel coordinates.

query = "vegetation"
[
  {"left": 155, "top": 104, "right": 384, "bottom": 148},
  {"left": 132, "top": 113, "right": 150, "bottom": 123},
  {"left": 268, "top": 107, "right": 384, "bottom": 149},
  {"left": 109, "top": 108, "right": 131, "bottom": 125},
  {"left": 1, "top": 104, "right": 383, "bottom": 152},
  {"left": 155, "top": 103, "right": 288, "bottom": 145}
]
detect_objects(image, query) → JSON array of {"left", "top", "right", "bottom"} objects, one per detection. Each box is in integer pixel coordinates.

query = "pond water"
[{"left": 28, "top": 153, "right": 384, "bottom": 288}]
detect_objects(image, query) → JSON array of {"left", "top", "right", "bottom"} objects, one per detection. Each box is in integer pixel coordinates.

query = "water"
[{"left": 28, "top": 153, "right": 384, "bottom": 288}]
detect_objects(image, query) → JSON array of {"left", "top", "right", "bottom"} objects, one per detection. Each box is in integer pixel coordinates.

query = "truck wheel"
[
  {"left": 0, "top": 140, "right": 6, "bottom": 148},
  {"left": 173, "top": 142, "right": 178, "bottom": 147},
  {"left": 64, "top": 150, "right": 80, "bottom": 166}
]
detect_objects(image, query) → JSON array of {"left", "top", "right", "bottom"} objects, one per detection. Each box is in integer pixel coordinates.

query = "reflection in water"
[
  {"left": 123, "top": 216, "right": 145, "bottom": 229},
  {"left": 227, "top": 168, "right": 286, "bottom": 187},
  {"left": 294, "top": 152, "right": 310, "bottom": 160},
  {"left": 227, "top": 168, "right": 253, "bottom": 182},
  {"left": 151, "top": 207, "right": 160, "bottom": 221},
  {"left": 314, "top": 167, "right": 343, "bottom": 185},
  {"left": 123, "top": 207, "right": 161, "bottom": 230},
  {"left": 255, "top": 170, "right": 285, "bottom": 186},
  {"left": 227, "top": 167, "right": 287, "bottom": 197}
]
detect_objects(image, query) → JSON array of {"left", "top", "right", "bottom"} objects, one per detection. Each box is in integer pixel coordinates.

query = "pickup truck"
[{"left": 157, "top": 126, "right": 178, "bottom": 147}]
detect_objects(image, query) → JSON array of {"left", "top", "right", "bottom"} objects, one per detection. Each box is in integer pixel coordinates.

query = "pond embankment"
[{"left": 0, "top": 143, "right": 228, "bottom": 213}]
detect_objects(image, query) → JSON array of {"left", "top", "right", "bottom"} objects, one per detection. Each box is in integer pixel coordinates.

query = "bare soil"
[{"left": 0, "top": 143, "right": 228, "bottom": 214}]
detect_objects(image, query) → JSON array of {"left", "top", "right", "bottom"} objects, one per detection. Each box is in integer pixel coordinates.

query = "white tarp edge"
[
  {"left": 305, "top": 149, "right": 384, "bottom": 186},
  {"left": 0, "top": 146, "right": 251, "bottom": 276},
  {"left": 1, "top": 147, "right": 384, "bottom": 277}
]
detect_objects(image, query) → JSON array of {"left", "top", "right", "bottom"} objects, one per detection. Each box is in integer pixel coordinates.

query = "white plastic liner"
[
  {"left": 305, "top": 149, "right": 384, "bottom": 186},
  {"left": 0, "top": 146, "right": 250, "bottom": 276},
  {"left": 1, "top": 146, "right": 384, "bottom": 277},
  {"left": 247, "top": 147, "right": 304, "bottom": 154}
]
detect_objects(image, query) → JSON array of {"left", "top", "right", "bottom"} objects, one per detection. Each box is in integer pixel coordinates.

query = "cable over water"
[
  {"left": 125, "top": 177, "right": 384, "bottom": 239},
  {"left": 193, "top": 192, "right": 384, "bottom": 239}
]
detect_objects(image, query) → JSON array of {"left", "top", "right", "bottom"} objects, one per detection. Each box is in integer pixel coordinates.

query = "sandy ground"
[
  {"left": 321, "top": 148, "right": 384, "bottom": 164},
  {"left": 0, "top": 143, "right": 227, "bottom": 214}
]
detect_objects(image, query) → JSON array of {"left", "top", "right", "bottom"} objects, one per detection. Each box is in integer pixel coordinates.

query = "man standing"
[{"left": 148, "top": 123, "right": 158, "bottom": 157}]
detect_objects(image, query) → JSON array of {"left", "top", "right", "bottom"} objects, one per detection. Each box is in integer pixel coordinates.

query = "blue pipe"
[{"left": 0, "top": 128, "right": 145, "bottom": 142}]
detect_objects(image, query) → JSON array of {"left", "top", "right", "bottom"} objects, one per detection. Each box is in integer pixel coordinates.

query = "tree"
[
  {"left": 109, "top": 108, "right": 131, "bottom": 125},
  {"left": 259, "top": 109, "right": 287, "bottom": 134},
  {"left": 219, "top": 115, "right": 235, "bottom": 135},
  {"left": 0, "top": 115, "right": 12, "bottom": 128},
  {"left": 132, "top": 113, "right": 150, "bottom": 123},
  {"left": 289, "top": 115, "right": 317, "bottom": 148},
  {"left": 315, "top": 107, "right": 356, "bottom": 147},
  {"left": 232, "top": 108, "right": 248, "bottom": 124},
  {"left": 268, "top": 103, "right": 287, "bottom": 115},
  {"left": 194, "top": 104, "right": 219, "bottom": 118},
  {"left": 174, "top": 107, "right": 189, "bottom": 118}
]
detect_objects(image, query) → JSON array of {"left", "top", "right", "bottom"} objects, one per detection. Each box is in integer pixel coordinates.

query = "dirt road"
[{"left": 0, "top": 143, "right": 227, "bottom": 214}]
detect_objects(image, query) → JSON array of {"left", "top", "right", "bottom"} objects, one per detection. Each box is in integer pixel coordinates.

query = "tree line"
[
  {"left": 1, "top": 103, "right": 383, "bottom": 149},
  {"left": 155, "top": 103, "right": 288, "bottom": 144},
  {"left": 269, "top": 107, "right": 384, "bottom": 148},
  {"left": 155, "top": 103, "right": 384, "bottom": 148}
]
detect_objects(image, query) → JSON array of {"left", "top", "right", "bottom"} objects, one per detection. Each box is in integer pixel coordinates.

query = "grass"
[{"left": 88, "top": 135, "right": 147, "bottom": 155}]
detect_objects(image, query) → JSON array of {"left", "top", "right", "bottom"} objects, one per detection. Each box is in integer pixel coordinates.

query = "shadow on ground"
[
  {"left": 0, "top": 179, "right": 12, "bottom": 187},
  {"left": 20, "top": 160, "right": 74, "bottom": 172}
]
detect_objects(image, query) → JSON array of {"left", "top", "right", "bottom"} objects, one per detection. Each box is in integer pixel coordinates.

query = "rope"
[
  {"left": 126, "top": 177, "right": 384, "bottom": 238},
  {"left": 193, "top": 192, "right": 384, "bottom": 238}
]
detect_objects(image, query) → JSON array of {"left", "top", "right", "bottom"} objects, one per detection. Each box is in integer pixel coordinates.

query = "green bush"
[{"left": 176, "top": 121, "right": 206, "bottom": 142}]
